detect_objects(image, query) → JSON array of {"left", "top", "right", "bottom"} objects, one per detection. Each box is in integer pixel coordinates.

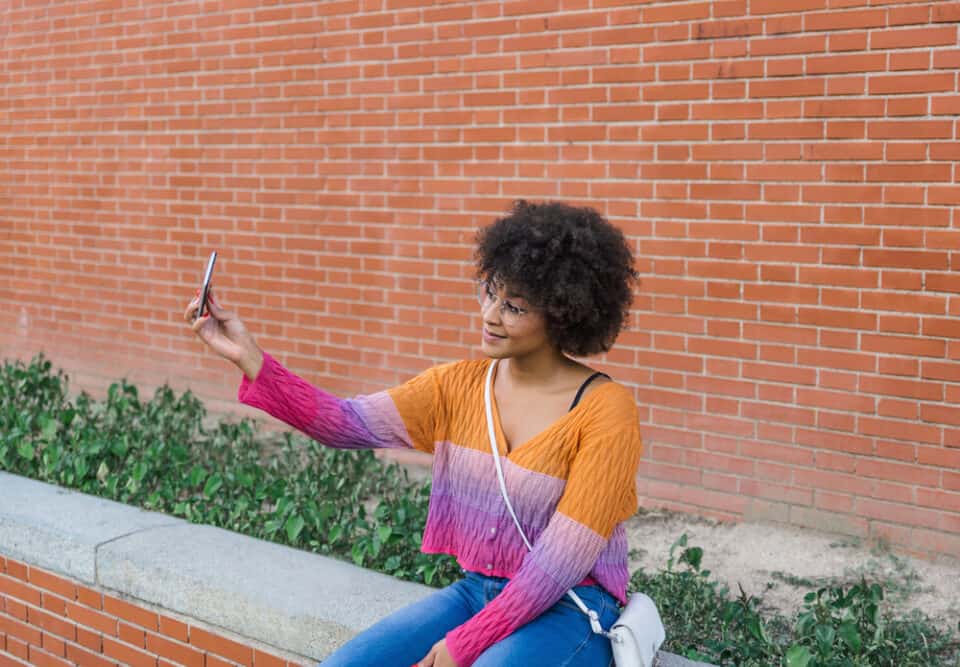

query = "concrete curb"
[{"left": 0, "top": 471, "right": 713, "bottom": 665}]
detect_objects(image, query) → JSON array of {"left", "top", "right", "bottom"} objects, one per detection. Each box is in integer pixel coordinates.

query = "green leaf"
[
  {"left": 285, "top": 514, "right": 305, "bottom": 543},
  {"left": 189, "top": 465, "right": 207, "bottom": 487},
  {"left": 816, "top": 624, "right": 835, "bottom": 653},
  {"left": 17, "top": 441, "right": 34, "bottom": 460},
  {"left": 203, "top": 473, "right": 223, "bottom": 498},
  {"left": 680, "top": 546, "right": 703, "bottom": 571},
  {"left": 785, "top": 645, "right": 813, "bottom": 667},
  {"left": 351, "top": 542, "right": 366, "bottom": 566},
  {"left": 39, "top": 417, "right": 57, "bottom": 443},
  {"left": 377, "top": 525, "right": 393, "bottom": 543},
  {"left": 838, "top": 620, "right": 862, "bottom": 653}
]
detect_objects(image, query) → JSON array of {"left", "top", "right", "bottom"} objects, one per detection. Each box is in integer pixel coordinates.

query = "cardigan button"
[{"left": 486, "top": 563, "right": 493, "bottom": 570}]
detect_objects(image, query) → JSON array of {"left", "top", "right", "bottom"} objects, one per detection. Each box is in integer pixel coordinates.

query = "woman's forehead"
[{"left": 487, "top": 277, "right": 527, "bottom": 300}]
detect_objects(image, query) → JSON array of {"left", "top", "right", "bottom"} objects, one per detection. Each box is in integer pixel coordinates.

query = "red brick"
[
  {"left": 101, "top": 597, "right": 158, "bottom": 633},
  {"left": 76, "top": 627, "right": 102, "bottom": 653},
  {"left": 65, "top": 642, "right": 116, "bottom": 667},
  {"left": 0, "top": 654, "right": 29, "bottom": 667},
  {"left": 102, "top": 637, "right": 156, "bottom": 667},
  {"left": 25, "top": 645, "right": 71, "bottom": 667},
  {"left": 145, "top": 632, "right": 203, "bottom": 667},
  {"left": 76, "top": 588, "right": 102, "bottom": 611},
  {"left": 40, "top": 632, "right": 66, "bottom": 659},
  {"left": 253, "top": 649, "right": 287, "bottom": 667},
  {"left": 119, "top": 622, "right": 146, "bottom": 648},
  {"left": 872, "top": 25, "right": 957, "bottom": 49},
  {"left": 3, "top": 563, "right": 27, "bottom": 583},
  {"left": 0, "top": 577, "right": 42, "bottom": 607},
  {"left": 64, "top": 602, "right": 117, "bottom": 637},
  {"left": 27, "top": 570, "right": 76, "bottom": 602},
  {"left": 188, "top": 627, "right": 253, "bottom": 666},
  {"left": 858, "top": 500, "right": 941, "bottom": 530},
  {"left": 157, "top": 616, "right": 188, "bottom": 643},
  {"left": 26, "top": 607, "right": 76, "bottom": 642},
  {"left": 859, "top": 417, "right": 942, "bottom": 445},
  {"left": 4, "top": 598, "right": 28, "bottom": 622},
  {"left": 0, "top": 615, "right": 42, "bottom": 648},
  {"left": 204, "top": 656, "right": 236, "bottom": 667}
]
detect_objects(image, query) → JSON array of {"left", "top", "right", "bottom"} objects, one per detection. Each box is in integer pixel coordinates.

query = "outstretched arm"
[
  {"left": 239, "top": 350, "right": 441, "bottom": 453},
  {"left": 187, "top": 289, "right": 441, "bottom": 452}
]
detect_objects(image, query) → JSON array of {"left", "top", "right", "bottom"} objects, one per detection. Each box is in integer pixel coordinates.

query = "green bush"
[
  {"left": 0, "top": 353, "right": 459, "bottom": 587},
  {"left": 3, "top": 353, "right": 958, "bottom": 666},
  {"left": 632, "top": 536, "right": 959, "bottom": 666}
]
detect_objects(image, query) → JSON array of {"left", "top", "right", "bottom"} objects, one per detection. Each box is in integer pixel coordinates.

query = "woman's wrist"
[{"left": 237, "top": 345, "right": 264, "bottom": 382}]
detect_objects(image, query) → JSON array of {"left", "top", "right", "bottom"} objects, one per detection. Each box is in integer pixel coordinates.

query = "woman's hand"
[
  {"left": 416, "top": 639, "right": 457, "bottom": 667},
  {"left": 184, "top": 288, "right": 263, "bottom": 380}
]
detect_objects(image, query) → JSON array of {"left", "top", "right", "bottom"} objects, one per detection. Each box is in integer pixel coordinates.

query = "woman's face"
[{"left": 478, "top": 280, "right": 553, "bottom": 359}]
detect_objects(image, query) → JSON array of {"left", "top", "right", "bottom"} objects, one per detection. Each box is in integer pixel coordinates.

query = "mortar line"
[{"left": 92, "top": 521, "right": 183, "bottom": 585}]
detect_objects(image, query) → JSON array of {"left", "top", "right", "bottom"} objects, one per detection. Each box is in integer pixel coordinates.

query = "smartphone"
[{"left": 197, "top": 251, "right": 217, "bottom": 319}]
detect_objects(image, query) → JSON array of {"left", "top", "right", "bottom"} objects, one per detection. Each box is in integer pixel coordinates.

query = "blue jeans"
[{"left": 318, "top": 570, "right": 619, "bottom": 666}]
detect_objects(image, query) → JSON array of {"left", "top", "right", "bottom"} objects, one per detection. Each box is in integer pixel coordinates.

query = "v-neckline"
[{"left": 487, "top": 359, "right": 612, "bottom": 458}]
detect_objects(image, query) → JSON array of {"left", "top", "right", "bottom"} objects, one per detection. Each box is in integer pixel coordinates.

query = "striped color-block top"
[{"left": 238, "top": 350, "right": 642, "bottom": 667}]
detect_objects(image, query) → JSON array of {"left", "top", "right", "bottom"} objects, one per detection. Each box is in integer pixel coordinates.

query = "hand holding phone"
[
  {"left": 197, "top": 251, "right": 217, "bottom": 320},
  {"left": 184, "top": 253, "right": 263, "bottom": 380}
]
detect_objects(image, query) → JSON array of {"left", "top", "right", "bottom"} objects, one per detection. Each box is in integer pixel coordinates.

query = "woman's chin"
[{"left": 480, "top": 339, "right": 510, "bottom": 357}]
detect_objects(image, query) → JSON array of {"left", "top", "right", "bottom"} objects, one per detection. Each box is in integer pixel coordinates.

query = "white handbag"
[{"left": 483, "top": 360, "right": 666, "bottom": 667}]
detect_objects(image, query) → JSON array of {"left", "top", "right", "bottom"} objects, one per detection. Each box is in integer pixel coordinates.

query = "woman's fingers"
[
  {"left": 184, "top": 288, "right": 227, "bottom": 324},
  {"left": 191, "top": 311, "right": 209, "bottom": 334},
  {"left": 206, "top": 290, "right": 227, "bottom": 319},
  {"left": 184, "top": 297, "right": 200, "bottom": 322}
]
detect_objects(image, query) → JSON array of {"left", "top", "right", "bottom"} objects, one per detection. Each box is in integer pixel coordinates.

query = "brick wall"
[
  {"left": 0, "top": 556, "right": 304, "bottom": 667},
  {"left": 1, "top": 1, "right": 959, "bottom": 558}
]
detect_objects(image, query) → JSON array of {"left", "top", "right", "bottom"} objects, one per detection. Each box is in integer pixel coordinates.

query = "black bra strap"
[{"left": 568, "top": 372, "right": 611, "bottom": 412}]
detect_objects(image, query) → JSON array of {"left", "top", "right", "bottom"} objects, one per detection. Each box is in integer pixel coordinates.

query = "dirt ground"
[{"left": 625, "top": 508, "right": 960, "bottom": 631}]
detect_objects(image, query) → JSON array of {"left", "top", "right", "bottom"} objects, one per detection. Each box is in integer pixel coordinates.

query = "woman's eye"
[{"left": 504, "top": 302, "right": 522, "bottom": 315}]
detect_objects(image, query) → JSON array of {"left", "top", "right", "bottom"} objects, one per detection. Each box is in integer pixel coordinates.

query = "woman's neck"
[{"left": 501, "top": 345, "right": 575, "bottom": 388}]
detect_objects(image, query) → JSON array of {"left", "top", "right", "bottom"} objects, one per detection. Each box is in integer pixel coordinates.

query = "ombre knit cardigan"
[{"left": 238, "top": 351, "right": 642, "bottom": 667}]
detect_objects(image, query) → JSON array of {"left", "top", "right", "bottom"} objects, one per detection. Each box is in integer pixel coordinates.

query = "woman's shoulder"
[
  {"left": 429, "top": 358, "right": 490, "bottom": 388},
  {"left": 575, "top": 375, "right": 638, "bottom": 421}
]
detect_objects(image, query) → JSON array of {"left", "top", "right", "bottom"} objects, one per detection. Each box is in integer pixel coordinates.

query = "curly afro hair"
[{"left": 474, "top": 200, "right": 638, "bottom": 357}]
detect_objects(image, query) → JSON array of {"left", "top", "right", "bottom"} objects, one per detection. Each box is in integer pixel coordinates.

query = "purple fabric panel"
[{"left": 445, "top": 512, "right": 606, "bottom": 667}]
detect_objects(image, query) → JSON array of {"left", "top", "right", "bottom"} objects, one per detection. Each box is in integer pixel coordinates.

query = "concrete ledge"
[
  {"left": 0, "top": 471, "right": 712, "bottom": 665},
  {"left": 97, "top": 523, "right": 429, "bottom": 658},
  {"left": 0, "top": 472, "right": 181, "bottom": 583}
]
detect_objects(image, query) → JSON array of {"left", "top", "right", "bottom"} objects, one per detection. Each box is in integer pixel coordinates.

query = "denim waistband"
[{"left": 462, "top": 568, "right": 614, "bottom": 598}]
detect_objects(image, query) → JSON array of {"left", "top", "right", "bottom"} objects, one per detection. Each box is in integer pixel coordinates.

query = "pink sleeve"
[{"left": 237, "top": 350, "right": 424, "bottom": 451}]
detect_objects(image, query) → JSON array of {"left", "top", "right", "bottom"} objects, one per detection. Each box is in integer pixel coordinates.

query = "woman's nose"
[{"left": 481, "top": 298, "right": 503, "bottom": 325}]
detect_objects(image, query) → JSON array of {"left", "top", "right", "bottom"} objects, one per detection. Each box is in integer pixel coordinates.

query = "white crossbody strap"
[{"left": 483, "top": 360, "right": 607, "bottom": 637}]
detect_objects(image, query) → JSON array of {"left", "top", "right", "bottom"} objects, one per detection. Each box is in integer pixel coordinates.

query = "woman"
[{"left": 185, "top": 200, "right": 642, "bottom": 667}]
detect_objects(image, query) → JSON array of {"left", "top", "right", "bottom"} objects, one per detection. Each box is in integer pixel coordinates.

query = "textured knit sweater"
[{"left": 238, "top": 350, "right": 642, "bottom": 667}]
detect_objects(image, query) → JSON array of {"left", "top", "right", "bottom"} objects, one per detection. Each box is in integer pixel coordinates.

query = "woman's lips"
[{"left": 483, "top": 328, "right": 507, "bottom": 343}]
